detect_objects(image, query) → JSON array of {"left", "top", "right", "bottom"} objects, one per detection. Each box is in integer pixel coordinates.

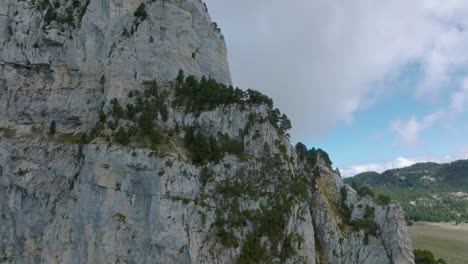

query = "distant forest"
[{"left": 345, "top": 160, "right": 468, "bottom": 223}]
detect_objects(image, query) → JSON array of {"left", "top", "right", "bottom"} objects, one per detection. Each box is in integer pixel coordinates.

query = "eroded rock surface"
[{"left": 0, "top": 0, "right": 414, "bottom": 263}]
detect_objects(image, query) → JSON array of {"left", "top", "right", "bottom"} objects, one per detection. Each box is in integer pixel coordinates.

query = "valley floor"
[{"left": 408, "top": 222, "right": 468, "bottom": 264}]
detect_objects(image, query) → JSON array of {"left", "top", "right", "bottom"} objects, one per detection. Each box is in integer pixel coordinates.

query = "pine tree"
[
  {"left": 115, "top": 127, "right": 130, "bottom": 146},
  {"left": 176, "top": 69, "right": 185, "bottom": 85},
  {"left": 49, "top": 121, "right": 56, "bottom": 135}
]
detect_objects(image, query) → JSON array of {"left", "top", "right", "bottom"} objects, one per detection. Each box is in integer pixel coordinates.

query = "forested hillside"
[{"left": 345, "top": 160, "right": 468, "bottom": 222}]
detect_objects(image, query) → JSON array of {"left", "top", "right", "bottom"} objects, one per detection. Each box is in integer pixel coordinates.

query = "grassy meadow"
[{"left": 408, "top": 222, "right": 468, "bottom": 264}]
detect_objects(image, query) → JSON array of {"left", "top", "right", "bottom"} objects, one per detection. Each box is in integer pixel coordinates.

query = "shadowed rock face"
[{"left": 0, "top": 0, "right": 414, "bottom": 263}]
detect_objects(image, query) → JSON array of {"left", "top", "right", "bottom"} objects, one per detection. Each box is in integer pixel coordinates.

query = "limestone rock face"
[
  {"left": 0, "top": 0, "right": 231, "bottom": 131},
  {"left": 0, "top": 0, "right": 414, "bottom": 263},
  {"left": 0, "top": 104, "right": 315, "bottom": 263},
  {"left": 0, "top": 0, "right": 231, "bottom": 84},
  {"left": 310, "top": 164, "right": 415, "bottom": 264}
]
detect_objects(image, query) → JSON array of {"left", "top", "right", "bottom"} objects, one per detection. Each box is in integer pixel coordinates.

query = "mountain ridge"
[{"left": 346, "top": 159, "right": 468, "bottom": 222}]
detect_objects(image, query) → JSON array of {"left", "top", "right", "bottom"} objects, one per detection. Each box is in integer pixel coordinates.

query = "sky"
[{"left": 204, "top": 0, "right": 468, "bottom": 177}]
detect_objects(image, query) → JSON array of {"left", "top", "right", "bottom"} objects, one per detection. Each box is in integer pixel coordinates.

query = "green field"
[{"left": 408, "top": 222, "right": 468, "bottom": 264}]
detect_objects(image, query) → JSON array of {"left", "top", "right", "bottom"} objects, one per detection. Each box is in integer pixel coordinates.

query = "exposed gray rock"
[
  {"left": 310, "top": 165, "right": 415, "bottom": 264},
  {"left": 0, "top": 0, "right": 231, "bottom": 131},
  {"left": 0, "top": 0, "right": 230, "bottom": 84},
  {"left": 0, "top": 0, "right": 415, "bottom": 263}
]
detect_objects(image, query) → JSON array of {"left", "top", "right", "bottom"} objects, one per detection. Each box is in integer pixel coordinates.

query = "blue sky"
[
  {"left": 205, "top": 0, "right": 468, "bottom": 176},
  {"left": 310, "top": 61, "right": 468, "bottom": 175}
]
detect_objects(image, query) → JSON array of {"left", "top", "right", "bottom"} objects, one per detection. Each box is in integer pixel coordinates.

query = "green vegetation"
[
  {"left": 200, "top": 167, "right": 214, "bottom": 187},
  {"left": 340, "top": 186, "right": 351, "bottom": 220},
  {"left": 49, "top": 72, "right": 295, "bottom": 168},
  {"left": 123, "top": 2, "right": 148, "bottom": 36},
  {"left": 339, "top": 184, "right": 380, "bottom": 243},
  {"left": 122, "top": 28, "right": 131, "bottom": 38},
  {"left": 15, "top": 168, "right": 30, "bottom": 177},
  {"left": 414, "top": 249, "right": 448, "bottom": 264},
  {"left": 47, "top": 79, "right": 168, "bottom": 153},
  {"left": 349, "top": 203, "right": 379, "bottom": 245},
  {"left": 115, "top": 213, "right": 126, "bottom": 222},
  {"left": 36, "top": 71, "right": 334, "bottom": 263},
  {"left": 175, "top": 142, "right": 316, "bottom": 262},
  {"left": 24, "top": 69, "right": 339, "bottom": 262},
  {"left": 351, "top": 181, "right": 358, "bottom": 191},
  {"left": 35, "top": 0, "right": 90, "bottom": 30},
  {"left": 295, "top": 142, "right": 333, "bottom": 168},
  {"left": 87, "top": 80, "right": 169, "bottom": 150},
  {"left": 44, "top": 8, "right": 57, "bottom": 25},
  {"left": 49, "top": 121, "right": 56, "bottom": 135},
  {"left": 78, "top": 0, "right": 90, "bottom": 23},
  {"left": 317, "top": 148, "right": 332, "bottom": 167},
  {"left": 0, "top": 127, "right": 16, "bottom": 138},
  {"left": 58, "top": 132, "right": 87, "bottom": 144},
  {"left": 376, "top": 194, "right": 391, "bottom": 205},
  {"left": 99, "top": 111, "right": 107, "bottom": 122},
  {"left": 174, "top": 71, "right": 292, "bottom": 136},
  {"left": 183, "top": 128, "right": 245, "bottom": 166},
  {"left": 409, "top": 222, "right": 468, "bottom": 264},
  {"left": 340, "top": 180, "right": 393, "bottom": 222},
  {"left": 134, "top": 3, "right": 148, "bottom": 21},
  {"left": 237, "top": 233, "right": 269, "bottom": 263},
  {"left": 175, "top": 75, "right": 269, "bottom": 112},
  {"left": 350, "top": 218, "right": 378, "bottom": 236},
  {"left": 363, "top": 205, "right": 374, "bottom": 219},
  {"left": 115, "top": 127, "right": 130, "bottom": 146},
  {"left": 184, "top": 128, "right": 217, "bottom": 165},
  {"left": 345, "top": 160, "right": 468, "bottom": 222},
  {"left": 357, "top": 186, "right": 375, "bottom": 198},
  {"left": 51, "top": 72, "right": 290, "bottom": 167},
  {"left": 58, "top": 8, "right": 75, "bottom": 27}
]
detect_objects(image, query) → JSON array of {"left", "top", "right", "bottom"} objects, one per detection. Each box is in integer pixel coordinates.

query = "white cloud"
[
  {"left": 390, "top": 110, "right": 445, "bottom": 147},
  {"left": 205, "top": 0, "right": 468, "bottom": 140},
  {"left": 390, "top": 118, "right": 424, "bottom": 147},
  {"left": 416, "top": 28, "right": 468, "bottom": 98},
  {"left": 390, "top": 77, "right": 468, "bottom": 147},
  {"left": 341, "top": 157, "right": 418, "bottom": 177},
  {"left": 450, "top": 78, "right": 468, "bottom": 113},
  {"left": 416, "top": 2, "right": 468, "bottom": 98}
]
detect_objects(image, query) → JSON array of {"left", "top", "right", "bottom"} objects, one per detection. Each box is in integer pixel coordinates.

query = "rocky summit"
[{"left": 0, "top": 0, "right": 415, "bottom": 263}]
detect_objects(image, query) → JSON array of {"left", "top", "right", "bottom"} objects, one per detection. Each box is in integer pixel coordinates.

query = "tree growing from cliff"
[
  {"left": 295, "top": 142, "right": 308, "bottom": 161},
  {"left": 280, "top": 114, "right": 292, "bottom": 132},
  {"left": 115, "top": 127, "right": 130, "bottom": 146},
  {"left": 317, "top": 148, "right": 332, "bottom": 167},
  {"left": 49, "top": 120, "right": 56, "bottom": 135},
  {"left": 110, "top": 98, "right": 124, "bottom": 119},
  {"left": 138, "top": 110, "right": 154, "bottom": 133},
  {"left": 176, "top": 69, "right": 185, "bottom": 86},
  {"left": 134, "top": 3, "right": 147, "bottom": 21},
  {"left": 376, "top": 194, "right": 391, "bottom": 205}
]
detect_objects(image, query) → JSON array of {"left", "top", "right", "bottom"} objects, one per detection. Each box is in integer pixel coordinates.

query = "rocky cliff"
[{"left": 0, "top": 0, "right": 414, "bottom": 263}]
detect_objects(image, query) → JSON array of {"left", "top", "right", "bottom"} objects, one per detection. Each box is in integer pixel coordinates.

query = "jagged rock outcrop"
[
  {"left": 0, "top": 0, "right": 414, "bottom": 263},
  {"left": 310, "top": 165, "right": 414, "bottom": 263}
]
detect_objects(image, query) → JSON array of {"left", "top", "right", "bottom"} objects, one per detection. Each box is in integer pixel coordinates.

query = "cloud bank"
[{"left": 205, "top": 0, "right": 468, "bottom": 141}]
